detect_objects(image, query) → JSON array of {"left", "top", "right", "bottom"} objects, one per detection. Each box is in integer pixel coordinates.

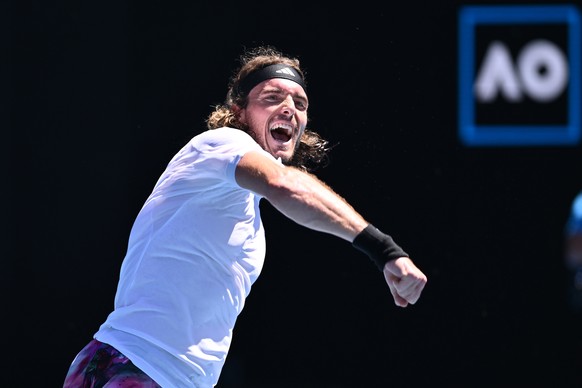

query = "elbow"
[{"left": 262, "top": 168, "right": 307, "bottom": 203}]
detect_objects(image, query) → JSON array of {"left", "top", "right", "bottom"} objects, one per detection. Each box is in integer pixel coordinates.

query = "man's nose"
[{"left": 281, "top": 97, "right": 295, "bottom": 117}]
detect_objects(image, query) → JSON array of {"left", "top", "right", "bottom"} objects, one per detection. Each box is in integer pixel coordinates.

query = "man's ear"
[{"left": 232, "top": 104, "right": 245, "bottom": 125}]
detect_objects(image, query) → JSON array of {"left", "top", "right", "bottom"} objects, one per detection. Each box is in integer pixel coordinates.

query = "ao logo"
[
  {"left": 458, "top": 5, "right": 581, "bottom": 146},
  {"left": 475, "top": 39, "right": 568, "bottom": 103}
]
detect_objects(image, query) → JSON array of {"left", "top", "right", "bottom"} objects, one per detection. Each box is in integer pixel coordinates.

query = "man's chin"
[
  {"left": 269, "top": 147, "right": 292, "bottom": 163},
  {"left": 274, "top": 153, "right": 292, "bottom": 164}
]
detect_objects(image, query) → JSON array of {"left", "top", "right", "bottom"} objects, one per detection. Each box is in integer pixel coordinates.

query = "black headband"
[{"left": 238, "top": 64, "right": 306, "bottom": 96}]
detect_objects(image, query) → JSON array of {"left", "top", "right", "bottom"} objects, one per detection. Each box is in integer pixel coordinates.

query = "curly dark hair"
[{"left": 206, "top": 46, "right": 330, "bottom": 172}]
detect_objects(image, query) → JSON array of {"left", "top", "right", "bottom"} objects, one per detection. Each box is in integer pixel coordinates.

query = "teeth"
[
  {"left": 270, "top": 123, "right": 293, "bottom": 135},
  {"left": 269, "top": 122, "right": 294, "bottom": 142}
]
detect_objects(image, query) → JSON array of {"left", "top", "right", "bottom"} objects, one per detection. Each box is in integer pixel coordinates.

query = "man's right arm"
[
  {"left": 235, "top": 150, "right": 427, "bottom": 307},
  {"left": 235, "top": 150, "right": 369, "bottom": 242}
]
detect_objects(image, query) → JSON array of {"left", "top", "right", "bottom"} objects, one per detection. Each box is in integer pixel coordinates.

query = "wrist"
[{"left": 352, "top": 224, "right": 408, "bottom": 271}]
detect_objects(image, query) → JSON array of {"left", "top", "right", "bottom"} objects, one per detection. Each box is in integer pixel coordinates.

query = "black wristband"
[{"left": 352, "top": 224, "right": 409, "bottom": 271}]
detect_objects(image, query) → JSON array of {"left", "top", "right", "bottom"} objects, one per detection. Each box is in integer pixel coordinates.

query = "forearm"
[
  {"left": 267, "top": 169, "right": 410, "bottom": 272},
  {"left": 265, "top": 166, "right": 368, "bottom": 242},
  {"left": 275, "top": 174, "right": 425, "bottom": 304}
]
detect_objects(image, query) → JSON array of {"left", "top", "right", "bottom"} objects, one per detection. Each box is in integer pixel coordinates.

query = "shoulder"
[
  {"left": 195, "top": 127, "right": 255, "bottom": 146},
  {"left": 191, "top": 127, "right": 277, "bottom": 163}
]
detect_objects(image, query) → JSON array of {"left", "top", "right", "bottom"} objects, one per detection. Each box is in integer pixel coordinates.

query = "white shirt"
[{"left": 95, "top": 127, "right": 277, "bottom": 387}]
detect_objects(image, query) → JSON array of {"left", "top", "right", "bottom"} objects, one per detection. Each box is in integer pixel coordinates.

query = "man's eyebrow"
[{"left": 260, "top": 87, "right": 308, "bottom": 101}]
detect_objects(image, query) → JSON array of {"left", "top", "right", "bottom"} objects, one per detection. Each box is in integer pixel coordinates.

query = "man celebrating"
[{"left": 64, "top": 45, "right": 427, "bottom": 388}]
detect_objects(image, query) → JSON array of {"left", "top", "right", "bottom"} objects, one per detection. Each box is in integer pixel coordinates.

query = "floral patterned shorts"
[{"left": 63, "top": 339, "right": 161, "bottom": 387}]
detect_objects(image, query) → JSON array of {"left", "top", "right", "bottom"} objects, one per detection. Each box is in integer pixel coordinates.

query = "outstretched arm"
[
  {"left": 235, "top": 151, "right": 427, "bottom": 306},
  {"left": 235, "top": 150, "right": 368, "bottom": 242}
]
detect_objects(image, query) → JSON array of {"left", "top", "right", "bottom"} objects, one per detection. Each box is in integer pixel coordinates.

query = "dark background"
[{"left": 7, "top": 1, "right": 582, "bottom": 387}]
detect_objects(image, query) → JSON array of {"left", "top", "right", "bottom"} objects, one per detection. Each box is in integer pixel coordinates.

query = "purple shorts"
[{"left": 63, "top": 339, "right": 161, "bottom": 388}]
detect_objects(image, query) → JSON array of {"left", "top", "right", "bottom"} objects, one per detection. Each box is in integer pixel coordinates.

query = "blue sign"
[{"left": 458, "top": 5, "right": 581, "bottom": 146}]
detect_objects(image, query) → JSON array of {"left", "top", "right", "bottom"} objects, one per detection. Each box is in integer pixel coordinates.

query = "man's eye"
[
  {"left": 295, "top": 100, "right": 307, "bottom": 110},
  {"left": 263, "top": 95, "right": 280, "bottom": 102}
]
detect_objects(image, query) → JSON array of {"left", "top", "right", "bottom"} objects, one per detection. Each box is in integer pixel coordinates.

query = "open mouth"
[{"left": 269, "top": 123, "right": 293, "bottom": 143}]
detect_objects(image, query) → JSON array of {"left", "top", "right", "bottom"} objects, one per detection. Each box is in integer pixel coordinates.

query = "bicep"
[{"left": 234, "top": 151, "right": 287, "bottom": 197}]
